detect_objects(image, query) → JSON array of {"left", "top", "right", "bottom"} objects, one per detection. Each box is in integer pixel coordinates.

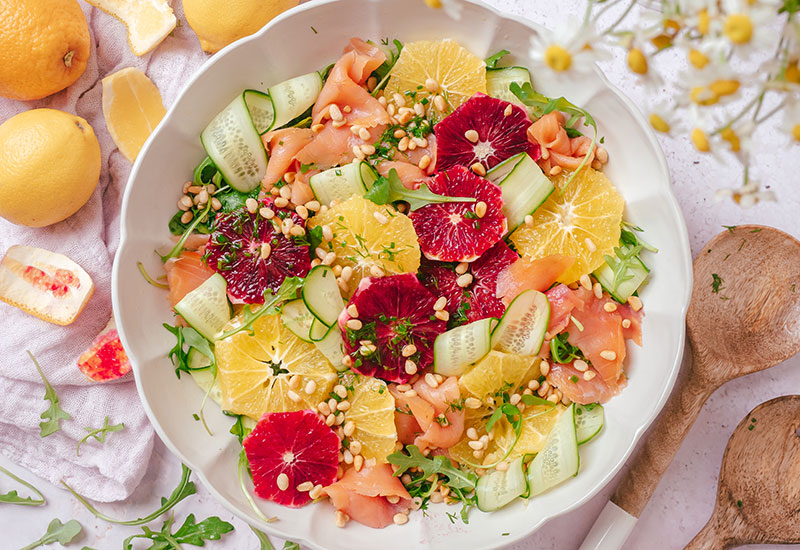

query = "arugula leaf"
[
  {"left": 0, "top": 465, "right": 45, "bottom": 506},
  {"left": 387, "top": 445, "right": 477, "bottom": 490},
  {"left": 370, "top": 39, "right": 404, "bottom": 96},
  {"left": 485, "top": 49, "right": 510, "bottom": 69},
  {"left": 779, "top": 0, "right": 799, "bottom": 14},
  {"left": 164, "top": 324, "right": 216, "bottom": 378},
  {"left": 283, "top": 543, "right": 301, "bottom": 550},
  {"left": 217, "top": 276, "right": 303, "bottom": 340},
  {"left": 550, "top": 332, "right": 586, "bottom": 364},
  {"left": 123, "top": 514, "right": 234, "bottom": 550},
  {"left": 251, "top": 526, "right": 275, "bottom": 550},
  {"left": 62, "top": 464, "right": 196, "bottom": 526},
  {"left": 364, "top": 169, "right": 476, "bottom": 211},
  {"left": 510, "top": 82, "right": 598, "bottom": 192},
  {"left": 76, "top": 416, "right": 125, "bottom": 456},
  {"left": 160, "top": 202, "right": 213, "bottom": 263},
  {"left": 20, "top": 519, "right": 82, "bottom": 550},
  {"left": 27, "top": 351, "right": 71, "bottom": 438}
]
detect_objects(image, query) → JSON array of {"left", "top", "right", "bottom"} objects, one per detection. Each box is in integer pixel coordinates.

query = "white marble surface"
[{"left": 3, "top": 0, "right": 800, "bottom": 548}]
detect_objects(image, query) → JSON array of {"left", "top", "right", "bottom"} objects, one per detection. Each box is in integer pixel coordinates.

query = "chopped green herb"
[
  {"left": 28, "top": 351, "right": 71, "bottom": 438},
  {"left": 76, "top": 416, "right": 124, "bottom": 456},
  {"left": 485, "top": 49, "right": 510, "bottom": 69},
  {"left": 722, "top": 225, "right": 737, "bottom": 233},
  {"left": 711, "top": 273, "right": 724, "bottom": 293}
]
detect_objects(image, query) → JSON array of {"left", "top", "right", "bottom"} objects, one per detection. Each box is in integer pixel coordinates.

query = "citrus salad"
[{"left": 156, "top": 37, "right": 656, "bottom": 529}]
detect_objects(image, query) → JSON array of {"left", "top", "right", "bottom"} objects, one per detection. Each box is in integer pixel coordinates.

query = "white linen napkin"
[{"left": 0, "top": 1, "right": 210, "bottom": 502}]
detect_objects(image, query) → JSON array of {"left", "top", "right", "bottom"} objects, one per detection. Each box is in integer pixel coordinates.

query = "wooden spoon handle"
[{"left": 611, "top": 342, "right": 718, "bottom": 517}]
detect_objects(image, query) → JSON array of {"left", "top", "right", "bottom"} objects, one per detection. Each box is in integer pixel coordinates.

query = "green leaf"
[
  {"left": 216, "top": 276, "right": 303, "bottom": 340},
  {"left": 76, "top": 416, "right": 125, "bottom": 456},
  {"left": 370, "top": 38, "right": 404, "bottom": 96},
  {"left": 27, "top": 351, "right": 71, "bottom": 438},
  {"left": 19, "top": 519, "right": 82, "bottom": 550},
  {"left": 550, "top": 332, "right": 586, "bottom": 364},
  {"left": 485, "top": 49, "right": 510, "bottom": 69},
  {"left": 283, "top": 543, "right": 301, "bottom": 550},
  {"left": 159, "top": 202, "right": 213, "bottom": 263},
  {"left": 387, "top": 445, "right": 477, "bottom": 490},
  {"left": 62, "top": 464, "right": 196, "bottom": 526},
  {"left": 364, "top": 169, "right": 476, "bottom": 211},
  {"left": 216, "top": 187, "right": 260, "bottom": 213},
  {"left": 163, "top": 325, "right": 215, "bottom": 379},
  {"left": 172, "top": 514, "right": 234, "bottom": 544},
  {"left": 779, "top": 0, "right": 799, "bottom": 14},
  {"left": 0, "top": 466, "right": 45, "bottom": 506},
  {"left": 251, "top": 527, "right": 275, "bottom": 550}
]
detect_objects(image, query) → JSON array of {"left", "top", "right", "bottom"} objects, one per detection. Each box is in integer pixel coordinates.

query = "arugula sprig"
[
  {"left": 370, "top": 38, "right": 403, "bottom": 96},
  {"left": 164, "top": 325, "right": 215, "bottom": 378},
  {"left": 365, "top": 169, "right": 477, "bottom": 211},
  {"left": 28, "top": 351, "right": 71, "bottom": 438},
  {"left": 485, "top": 49, "right": 510, "bottom": 69},
  {"left": 122, "top": 513, "right": 234, "bottom": 550},
  {"left": 62, "top": 464, "right": 196, "bottom": 526},
  {"left": 19, "top": 519, "right": 82, "bottom": 550},
  {"left": 160, "top": 202, "right": 213, "bottom": 263},
  {"left": 602, "top": 222, "right": 658, "bottom": 298},
  {"left": 0, "top": 465, "right": 45, "bottom": 506},
  {"left": 550, "top": 332, "right": 586, "bottom": 364},
  {"left": 76, "top": 416, "right": 124, "bottom": 456},
  {"left": 217, "top": 276, "right": 303, "bottom": 340},
  {"left": 388, "top": 445, "right": 478, "bottom": 522},
  {"left": 510, "top": 82, "right": 598, "bottom": 192}
]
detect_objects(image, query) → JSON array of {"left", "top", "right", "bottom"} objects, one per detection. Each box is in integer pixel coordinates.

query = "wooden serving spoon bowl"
[
  {"left": 686, "top": 395, "right": 800, "bottom": 550},
  {"left": 580, "top": 225, "right": 800, "bottom": 550}
]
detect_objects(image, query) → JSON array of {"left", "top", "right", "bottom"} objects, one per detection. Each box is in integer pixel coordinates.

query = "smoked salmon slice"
[
  {"left": 164, "top": 251, "right": 215, "bottom": 307},
  {"left": 496, "top": 255, "right": 575, "bottom": 306},
  {"left": 527, "top": 112, "right": 596, "bottom": 173},
  {"left": 547, "top": 362, "right": 625, "bottom": 404},
  {"left": 261, "top": 128, "right": 314, "bottom": 186},
  {"left": 412, "top": 377, "right": 465, "bottom": 451},
  {"left": 323, "top": 463, "right": 411, "bottom": 528}
]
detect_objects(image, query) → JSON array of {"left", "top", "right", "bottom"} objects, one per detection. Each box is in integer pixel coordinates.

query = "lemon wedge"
[{"left": 85, "top": 0, "right": 176, "bottom": 56}]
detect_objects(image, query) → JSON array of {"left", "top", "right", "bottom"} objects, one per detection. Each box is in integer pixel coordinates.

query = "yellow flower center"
[
  {"left": 793, "top": 123, "right": 800, "bottom": 143},
  {"left": 720, "top": 128, "right": 741, "bottom": 152},
  {"left": 651, "top": 34, "right": 673, "bottom": 50},
  {"left": 691, "top": 86, "right": 718, "bottom": 105},
  {"left": 691, "top": 128, "right": 710, "bottom": 152},
  {"left": 697, "top": 9, "right": 711, "bottom": 35},
  {"left": 724, "top": 14, "right": 753, "bottom": 44},
  {"left": 544, "top": 45, "right": 572, "bottom": 72},
  {"left": 786, "top": 62, "right": 800, "bottom": 84},
  {"left": 423, "top": 0, "right": 442, "bottom": 7},
  {"left": 627, "top": 48, "right": 648, "bottom": 74},
  {"left": 689, "top": 49, "right": 709, "bottom": 69},
  {"left": 710, "top": 79, "right": 740, "bottom": 97},
  {"left": 649, "top": 113, "right": 670, "bottom": 133}
]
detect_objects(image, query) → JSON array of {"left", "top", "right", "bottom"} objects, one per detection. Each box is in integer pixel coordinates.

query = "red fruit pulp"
[
  {"left": 340, "top": 273, "right": 447, "bottom": 383},
  {"left": 205, "top": 198, "right": 311, "bottom": 304},
  {"left": 244, "top": 410, "right": 339, "bottom": 507},
  {"left": 434, "top": 93, "right": 538, "bottom": 172},
  {"left": 408, "top": 166, "right": 506, "bottom": 262}
]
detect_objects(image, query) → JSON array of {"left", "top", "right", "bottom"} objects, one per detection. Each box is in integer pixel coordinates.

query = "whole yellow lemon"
[
  {"left": 0, "top": 109, "right": 101, "bottom": 228},
  {"left": 183, "top": 0, "right": 299, "bottom": 54},
  {"left": 0, "top": 0, "right": 90, "bottom": 101}
]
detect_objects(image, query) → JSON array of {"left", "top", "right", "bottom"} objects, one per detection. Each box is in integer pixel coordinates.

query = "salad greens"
[
  {"left": 160, "top": 202, "right": 212, "bottom": 263},
  {"left": 62, "top": 464, "right": 196, "bottom": 526},
  {"left": 76, "top": 416, "right": 125, "bottom": 456},
  {"left": 365, "top": 169, "right": 476, "bottom": 211},
  {"left": 217, "top": 276, "right": 304, "bottom": 340},
  {"left": 28, "top": 351, "right": 71, "bottom": 438},
  {"left": 19, "top": 519, "right": 82, "bottom": 550},
  {"left": 122, "top": 514, "right": 233, "bottom": 550},
  {"left": 0, "top": 465, "right": 45, "bottom": 506},
  {"left": 370, "top": 38, "right": 403, "bottom": 96}
]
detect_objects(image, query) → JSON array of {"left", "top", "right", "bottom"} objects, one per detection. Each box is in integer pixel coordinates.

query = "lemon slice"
[
  {"left": 215, "top": 313, "right": 338, "bottom": 420},
  {"left": 341, "top": 374, "right": 397, "bottom": 462},
  {"left": 308, "top": 196, "right": 420, "bottom": 296},
  {"left": 384, "top": 39, "right": 486, "bottom": 109},
  {"left": 102, "top": 67, "right": 166, "bottom": 161},
  {"left": 85, "top": 0, "right": 176, "bottom": 56},
  {"left": 510, "top": 167, "right": 625, "bottom": 284},
  {"left": 458, "top": 350, "right": 540, "bottom": 402}
]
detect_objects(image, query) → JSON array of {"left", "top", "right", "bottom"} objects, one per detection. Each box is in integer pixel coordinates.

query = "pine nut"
[
  {"left": 211, "top": 197, "right": 222, "bottom": 211},
  {"left": 628, "top": 295, "right": 643, "bottom": 311},
  {"left": 279, "top": 185, "right": 292, "bottom": 199},
  {"left": 349, "top": 440, "right": 362, "bottom": 455},
  {"left": 277, "top": 473, "right": 289, "bottom": 491},
  {"left": 180, "top": 211, "right": 194, "bottom": 224},
  {"left": 424, "top": 373, "right": 439, "bottom": 388},
  {"left": 289, "top": 375, "right": 302, "bottom": 389},
  {"left": 392, "top": 93, "right": 406, "bottom": 108},
  {"left": 393, "top": 128, "right": 406, "bottom": 139},
  {"left": 393, "top": 512, "right": 409, "bottom": 525},
  {"left": 579, "top": 274, "right": 592, "bottom": 291},
  {"left": 352, "top": 145, "right": 366, "bottom": 160},
  {"left": 467, "top": 427, "right": 479, "bottom": 440},
  {"left": 600, "top": 350, "right": 617, "bottom": 361},
  {"left": 335, "top": 510, "right": 349, "bottom": 528},
  {"left": 370, "top": 265, "right": 384, "bottom": 278},
  {"left": 329, "top": 104, "right": 344, "bottom": 121},
  {"left": 465, "top": 397, "right": 481, "bottom": 409},
  {"left": 464, "top": 129, "right": 479, "bottom": 143},
  {"left": 596, "top": 146, "right": 609, "bottom": 164},
  {"left": 346, "top": 319, "right": 363, "bottom": 330},
  {"left": 361, "top": 144, "right": 376, "bottom": 156},
  {"left": 456, "top": 273, "right": 473, "bottom": 287},
  {"left": 540, "top": 360, "right": 551, "bottom": 376},
  {"left": 373, "top": 211, "right": 389, "bottom": 224},
  {"left": 548, "top": 394, "right": 560, "bottom": 403},
  {"left": 398, "top": 136, "right": 409, "bottom": 151},
  {"left": 425, "top": 78, "right": 440, "bottom": 93},
  {"left": 434, "top": 296, "right": 448, "bottom": 311},
  {"left": 343, "top": 105, "right": 352, "bottom": 113},
  {"left": 402, "top": 344, "right": 417, "bottom": 357},
  {"left": 287, "top": 390, "right": 301, "bottom": 403},
  {"left": 503, "top": 104, "right": 513, "bottom": 117},
  {"left": 414, "top": 102, "right": 425, "bottom": 116},
  {"left": 304, "top": 380, "right": 317, "bottom": 394},
  {"left": 343, "top": 421, "right": 355, "bottom": 437},
  {"left": 334, "top": 384, "right": 348, "bottom": 398},
  {"left": 306, "top": 200, "right": 321, "bottom": 212},
  {"left": 496, "top": 461, "right": 510, "bottom": 471},
  {"left": 323, "top": 252, "right": 337, "bottom": 265},
  {"left": 584, "top": 237, "right": 597, "bottom": 252},
  {"left": 404, "top": 389, "right": 418, "bottom": 398},
  {"left": 404, "top": 359, "right": 418, "bottom": 375},
  {"left": 475, "top": 201, "right": 487, "bottom": 218},
  {"left": 470, "top": 162, "right": 486, "bottom": 176},
  {"left": 354, "top": 454, "right": 364, "bottom": 472},
  {"left": 524, "top": 214, "right": 534, "bottom": 226},
  {"left": 341, "top": 355, "right": 353, "bottom": 367},
  {"left": 584, "top": 371, "right": 597, "bottom": 381},
  {"left": 322, "top": 225, "right": 333, "bottom": 241},
  {"left": 359, "top": 127, "right": 371, "bottom": 140},
  {"left": 593, "top": 282, "right": 603, "bottom": 299},
  {"left": 435, "top": 310, "right": 450, "bottom": 322},
  {"left": 604, "top": 302, "right": 618, "bottom": 312},
  {"left": 622, "top": 318, "right": 632, "bottom": 328},
  {"left": 297, "top": 481, "right": 314, "bottom": 492},
  {"left": 468, "top": 440, "right": 484, "bottom": 450},
  {"left": 260, "top": 207, "right": 275, "bottom": 219},
  {"left": 245, "top": 198, "right": 259, "bottom": 213},
  {"left": 509, "top": 393, "right": 521, "bottom": 405},
  {"left": 418, "top": 154, "right": 432, "bottom": 171},
  {"left": 275, "top": 197, "right": 289, "bottom": 208},
  {"left": 310, "top": 484, "right": 324, "bottom": 499},
  {"left": 326, "top": 414, "right": 336, "bottom": 426},
  {"left": 455, "top": 262, "right": 469, "bottom": 274},
  {"left": 528, "top": 379, "right": 540, "bottom": 390},
  {"left": 312, "top": 123, "right": 325, "bottom": 133},
  {"left": 187, "top": 185, "right": 204, "bottom": 194},
  {"left": 433, "top": 94, "right": 447, "bottom": 112},
  {"left": 318, "top": 402, "right": 331, "bottom": 415},
  {"left": 347, "top": 304, "right": 359, "bottom": 318},
  {"left": 295, "top": 205, "right": 309, "bottom": 219},
  {"left": 574, "top": 359, "right": 589, "bottom": 372},
  {"left": 549, "top": 165, "right": 563, "bottom": 176},
  {"left": 337, "top": 400, "right": 351, "bottom": 412},
  {"left": 178, "top": 196, "right": 193, "bottom": 210},
  {"left": 260, "top": 243, "right": 271, "bottom": 260}
]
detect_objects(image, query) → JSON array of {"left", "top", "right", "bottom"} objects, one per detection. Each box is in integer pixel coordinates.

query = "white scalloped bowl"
[{"left": 112, "top": 0, "right": 692, "bottom": 548}]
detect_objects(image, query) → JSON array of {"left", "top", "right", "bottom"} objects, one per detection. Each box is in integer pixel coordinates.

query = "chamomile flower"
[
  {"left": 676, "top": 61, "right": 744, "bottom": 106},
  {"left": 714, "top": 178, "right": 776, "bottom": 207},
  {"left": 718, "top": 0, "right": 776, "bottom": 59},
  {"left": 781, "top": 99, "right": 800, "bottom": 144},
  {"left": 422, "top": 0, "right": 462, "bottom": 20},
  {"left": 529, "top": 17, "right": 608, "bottom": 74},
  {"left": 648, "top": 99, "right": 682, "bottom": 134}
]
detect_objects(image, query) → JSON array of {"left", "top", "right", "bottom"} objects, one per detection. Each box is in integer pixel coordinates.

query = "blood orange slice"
[
  {"left": 340, "top": 273, "right": 446, "bottom": 383},
  {"left": 434, "top": 93, "right": 537, "bottom": 172},
  {"left": 205, "top": 197, "right": 311, "bottom": 304},
  {"left": 244, "top": 410, "right": 339, "bottom": 507},
  {"left": 408, "top": 166, "right": 506, "bottom": 262},
  {"left": 418, "top": 240, "right": 518, "bottom": 326}
]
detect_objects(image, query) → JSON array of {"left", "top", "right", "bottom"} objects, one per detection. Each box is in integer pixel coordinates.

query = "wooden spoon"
[
  {"left": 686, "top": 395, "right": 800, "bottom": 550},
  {"left": 580, "top": 225, "right": 800, "bottom": 550}
]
